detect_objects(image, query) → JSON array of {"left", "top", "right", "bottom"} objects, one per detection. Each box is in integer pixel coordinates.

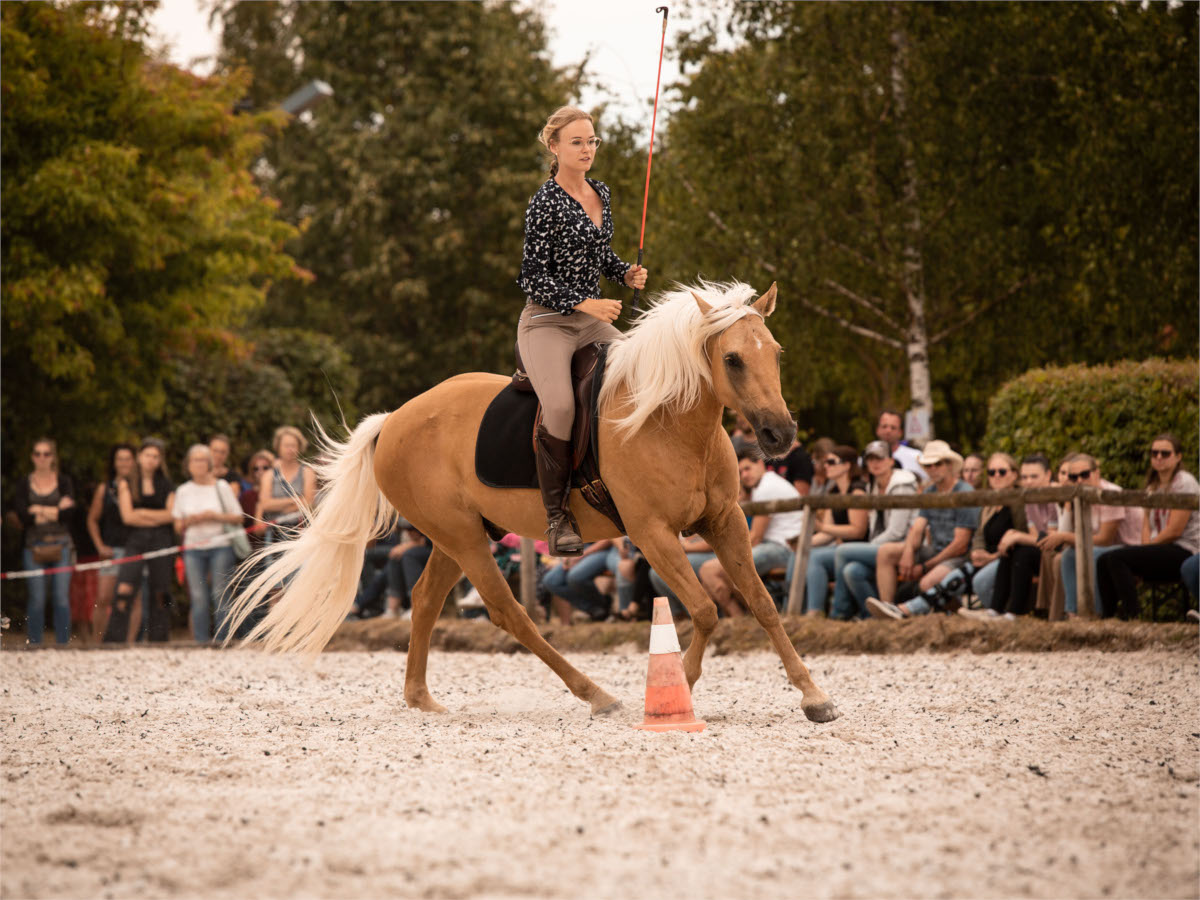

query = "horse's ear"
[
  {"left": 691, "top": 290, "right": 714, "bottom": 317},
  {"left": 751, "top": 282, "right": 778, "bottom": 317}
]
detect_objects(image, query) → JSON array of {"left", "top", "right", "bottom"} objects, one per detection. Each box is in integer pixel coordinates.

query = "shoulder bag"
[{"left": 214, "top": 484, "right": 251, "bottom": 560}]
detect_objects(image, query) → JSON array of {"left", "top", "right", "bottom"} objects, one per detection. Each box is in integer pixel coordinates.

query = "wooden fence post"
[
  {"left": 1073, "top": 496, "right": 1096, "bottom": 619},
  {"left": 519, "top": 537, "right": 539, "bottom": 620},
  {"left": 786, "top": 508, "right": 816, "bottom": 615}
]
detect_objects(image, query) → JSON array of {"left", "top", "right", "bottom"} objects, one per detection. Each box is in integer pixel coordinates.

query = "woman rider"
[{"left": 516, "top": 106, "right": 648, "bottom": 556}]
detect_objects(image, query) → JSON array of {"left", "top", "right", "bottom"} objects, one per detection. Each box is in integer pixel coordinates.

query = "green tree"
[
  {"left": 663, "top": 1, "right": 1197, "bottom": 447},
  {"left": 213, "top": 1, "right": 581, "bottom": 411},
  {"left": 1, "top": 1, "right": 301, "bottom": 483}
]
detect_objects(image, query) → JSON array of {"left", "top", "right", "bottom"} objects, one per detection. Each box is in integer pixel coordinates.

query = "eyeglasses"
[
  {"left": 32, "top": 451, "right": 53, "bottom": 457},
  {"left": 824, "top": 457, "right": 845, "bottom": 466},
  {"left": 568, "top": 138, "right": 602, "bottom": 149},
  {"left": 1150, "top": 449, "right": 1175, "bottom": 459},
  {"left": 1067, "top": 469, "right": 1093, "bottom": 482},
  {"left": 987, "top": 468, "right": 1010, "bottom": 477}
]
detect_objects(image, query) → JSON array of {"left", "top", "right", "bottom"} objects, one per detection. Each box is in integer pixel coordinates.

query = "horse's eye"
[{"left": 724, "top": 354, "right": 743, "bottom": 370}]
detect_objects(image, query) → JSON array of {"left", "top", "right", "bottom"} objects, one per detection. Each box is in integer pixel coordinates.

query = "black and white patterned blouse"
[{"left": 516, "top": 178, "right": 632, "bottom": 315}]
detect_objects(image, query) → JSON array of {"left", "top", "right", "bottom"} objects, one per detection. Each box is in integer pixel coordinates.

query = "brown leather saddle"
[{"left": 473, "top": 341, "right": 624, "bottom": 534}]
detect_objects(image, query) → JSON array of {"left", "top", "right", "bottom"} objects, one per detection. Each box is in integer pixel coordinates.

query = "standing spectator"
[
  {"left": 1039, "top": 454, "right": 1143, "bottom": 616},
  {"left": 174, "top": 444, "right": 243, "bottom": 642},
  {"left": 13, "top": 438, "right": 76, "bottom": 645},
  {"left": 875, "top": 409, "right": 926, "bottom": 480},
  {"left": 240, "top": 449, "right": 275, "bottom": 519},
  {"left": 85, "top": 443, "right": 135, "bottom": 644},
  {"left": 257, "top": 426, "right": 317, "bottom": 543},
  {"left": 106, "top": 439, "right": 175, "bottom": 643},
  {"left": 1096, "top": 434, "right": 1199, "bottom": 619},
  {"left": 802, "top": 445, "right": 868, "bottom": 616},
  {"left": 766, "top": 439, "right": 815, "bottom": 496},
  {"left": 961, "top": 454, "right": 985, "bottom": 490},
  {"left": 698, "top": 446, "right": 805, "bottom": 618},
  {"left": 866, "top": 440, "right": 978, "bottom": 619},
  {"left": 835, "top": 440, "right": 920, "bottom": 619},
  {"left": 208, "top": 434, "right": 242, "bottom": 488}
]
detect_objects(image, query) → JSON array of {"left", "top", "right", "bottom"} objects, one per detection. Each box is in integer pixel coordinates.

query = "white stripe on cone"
[{"left": 648, "top": 622, "right": 681, "bottom": 655}]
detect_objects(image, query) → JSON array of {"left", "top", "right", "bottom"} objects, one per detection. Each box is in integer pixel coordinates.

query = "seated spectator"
[
  {"left": 807, "top": 437, "right": 835, "bottom": 495},
  {"left": 106, "top": 439, "right": 175, "bottom": 643},
  {"left": 14, "top": 438, "right": 76, "bottom": 645},
  {"left": 1034, "top": 455, "right": 1076, "bottom": 619},
  {"left": 543, "top": 539, "right": 623, "bottom": 622},
  {"left": 1038, "top": 453, "right": 1143, "bottom": 617},
  {"left": 950, "top": 454, "right": 1043, "bottom": 619},
  {"left": 208, "top": 434, "right": 242, "bottom": 488},
  {"left": 257, "top": 426, "right": 317, "bottom": 544},
  {"left": 383, "top": 528, "right": 433, "bottom": 618},
  {"left": 835, "top": 440, "right": 919, "bottom": 619},
  {"left": 648, "top": 533, "right": 716, "bottom": 618},
  {"left": 698, "top": 447, "right": 805, "bottom": 618},
  {"left": 875, "top": 409, "right": 926, "bottom": 480},
  {"left": 766, "top": 439, "right": 815, "bottom": 496},
  {"left": 961, "top": 454, "right": 985, "bottom": 490},
  {"left": 1096, "top": 434, "right": 1198, "bottom": 619},
  {"left": 866, "top": 440, "right": 979, "bottom": 619},
  {"left": 173, "top": 444, "right": 243, "bottom": 642},
  {"left": 86, "top": 444, "right": 136, "bottom": 645},
  {"left": 801, "top": 445, "right": 868, "bottom": 616}
]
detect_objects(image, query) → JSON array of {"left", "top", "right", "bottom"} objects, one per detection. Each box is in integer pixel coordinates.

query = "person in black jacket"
[
  {"left": 13, "top": 437, "right": 76, "bottom": 644},
  {"left": 85, "top": 443, "right": 136, "bottom": 643},
  {"left": 515, "top": 105, "right": 647, "bottom": 556}
]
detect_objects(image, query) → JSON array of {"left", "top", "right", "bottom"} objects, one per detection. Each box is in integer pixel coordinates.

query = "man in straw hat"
[{"left": 866, "top": 440, "right": 980, "bottom": 619}]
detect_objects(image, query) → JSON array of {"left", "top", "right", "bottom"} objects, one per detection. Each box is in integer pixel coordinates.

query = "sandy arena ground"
[{"left": 2, "top": 647, "right": 1197, "bottom": 899}]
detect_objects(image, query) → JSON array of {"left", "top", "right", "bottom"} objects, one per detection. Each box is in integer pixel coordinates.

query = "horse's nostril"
[{"left": 761, "top": 428, "right": 779, "bottom": 446}]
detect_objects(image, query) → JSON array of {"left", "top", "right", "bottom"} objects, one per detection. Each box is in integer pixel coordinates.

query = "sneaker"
[
  {"left": 1187, "top": 609, "right": 1199, "bottom": 623},
  {"left": 866, "top": 597, "right": 905, "bottom": 620},
  {"left": 957, "top": 607, "right": 999, "bottom": 621},
  {"left": 380, "top": 608, "right": 398, "bottom": 619},
  {"left": 1001, "top": 612, "right": 1017, "bottom": 621}
]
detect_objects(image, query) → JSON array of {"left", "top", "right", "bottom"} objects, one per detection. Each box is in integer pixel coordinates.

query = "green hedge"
[{"left": 983, "top": 358, "right": 1198, "bottom": 490}]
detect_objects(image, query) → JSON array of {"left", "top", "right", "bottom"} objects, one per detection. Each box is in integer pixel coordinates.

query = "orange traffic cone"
[{"left": 634, "top": 597, "right": 706, "bottom": 733}]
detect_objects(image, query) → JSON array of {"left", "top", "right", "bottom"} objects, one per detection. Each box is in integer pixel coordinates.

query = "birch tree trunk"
[{"left": 890, "top": 5, "right": 935, "bottom": 438}]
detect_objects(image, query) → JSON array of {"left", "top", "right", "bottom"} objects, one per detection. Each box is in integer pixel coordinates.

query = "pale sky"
[{"left": 148, "top": 0, "right": 711, "bottom": 131}]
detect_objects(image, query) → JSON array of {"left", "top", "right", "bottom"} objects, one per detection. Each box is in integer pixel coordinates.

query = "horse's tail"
[{"left": 223, "top": 412, "right": 398, "bottom": 654}]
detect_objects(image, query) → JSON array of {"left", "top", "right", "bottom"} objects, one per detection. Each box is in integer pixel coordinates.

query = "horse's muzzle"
[{"left": 750, "top": 415, "right": 797, "bottom": 459}]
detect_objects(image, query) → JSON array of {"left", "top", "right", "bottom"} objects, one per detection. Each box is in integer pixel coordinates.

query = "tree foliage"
[
  {"left": 212, "top": 0, "right": 580, "bottom": 412},
  {"left": 661, "top": 1, "right": 1197, "bottom": 447},
  {"left": 1, "top": 1, "right": 301, "bottom": 482}
]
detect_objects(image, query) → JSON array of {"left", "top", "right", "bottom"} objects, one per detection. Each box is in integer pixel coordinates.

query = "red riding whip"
[{"left": 633, "top": 5, "right": 669, "bottom": 312}]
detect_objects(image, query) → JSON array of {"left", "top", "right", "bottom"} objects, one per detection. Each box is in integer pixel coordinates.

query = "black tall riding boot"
[{"left": 535, "top": 425, "right": 584, "bottom": 557}]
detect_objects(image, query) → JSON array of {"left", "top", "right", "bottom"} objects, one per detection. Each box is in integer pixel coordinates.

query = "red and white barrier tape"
[{"left": 0, "top": 523, "right": 270, "bottom": 581}]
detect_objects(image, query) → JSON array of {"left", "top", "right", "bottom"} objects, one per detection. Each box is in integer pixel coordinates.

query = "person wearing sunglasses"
[
  {"left": 801, "top": 445, "right": 868, "bottom": 616},
  {"left": 515, "top": 106, "right": 647, "bottom": 556},
  {"left": 866, "top": 440, "right": 979, "bottom": 620},
  {"left": 13, "top": 438, "right": 76, "bottom": 645},
  {"left": 1096, "top": 434, "right": 1198, "bottom": 619},
  {"left": 1038, "top": 453, "right": 1143, "bottom": 617}
]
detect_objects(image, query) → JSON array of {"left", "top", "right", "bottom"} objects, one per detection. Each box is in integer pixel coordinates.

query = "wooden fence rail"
[{"left": 738, "top": 487, "right": 1198, "bottom": 616}]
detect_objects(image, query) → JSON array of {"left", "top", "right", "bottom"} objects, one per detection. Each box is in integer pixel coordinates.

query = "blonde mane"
[{"left": 598, "top": 280, "right": 763, "bottom": 437}]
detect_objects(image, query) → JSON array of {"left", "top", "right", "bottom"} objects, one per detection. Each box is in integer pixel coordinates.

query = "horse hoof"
[
  {"left": 803, "top": 700, "right": 841, "bottom": 723},
  {"left": 405, "top": 695, "right": 448, "bottom": 714},
  {"left": 591, "top": 695, "right": 623, "bottom": 718}
]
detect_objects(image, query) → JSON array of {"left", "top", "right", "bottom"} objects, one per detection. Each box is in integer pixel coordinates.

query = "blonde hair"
[
  {"left": 539, "top": 106, "right": 592, "bottom": 177},
  {"left": 272, "top": 426, "right": 308, "bottom": 456}
]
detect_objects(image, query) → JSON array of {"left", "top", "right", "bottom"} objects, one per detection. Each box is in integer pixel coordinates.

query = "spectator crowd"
[{"left": 4, "top": 409, "right": 1198, "bottom": 646}]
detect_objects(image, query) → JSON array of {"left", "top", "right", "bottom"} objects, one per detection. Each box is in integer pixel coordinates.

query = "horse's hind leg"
[
  {"left": 444, "top": 539, "right": 622, "bottom": 717},
  {"left": 404, "top": 546, "right": 462, "bottom": 713},
  {"left": 708, "top": 505, "right": 841, "bottom": 723}
]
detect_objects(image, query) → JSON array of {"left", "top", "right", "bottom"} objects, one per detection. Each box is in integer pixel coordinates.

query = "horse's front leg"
[
  {"left": 707, "top": 505, "right": 841, "bottom": 723},
  {"left": 627, "top": 526, "right": 719, "bottom": 690}
]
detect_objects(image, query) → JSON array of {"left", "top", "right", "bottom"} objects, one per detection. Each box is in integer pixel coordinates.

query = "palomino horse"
[{"left": 224, "top": 281, "right": 840, "bottom": 723}]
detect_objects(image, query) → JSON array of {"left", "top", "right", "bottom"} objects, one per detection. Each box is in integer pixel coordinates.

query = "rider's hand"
[
  {"left": 624, "top": 265, "right": 648, "bottom": 290},
  {"left": 575, "top": 298, "right": 622, "bottom": 323}
]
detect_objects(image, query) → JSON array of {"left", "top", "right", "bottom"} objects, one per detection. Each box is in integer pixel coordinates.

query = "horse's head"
[{"left": 693, "top": 283, "right": 797, "bottom": 458}]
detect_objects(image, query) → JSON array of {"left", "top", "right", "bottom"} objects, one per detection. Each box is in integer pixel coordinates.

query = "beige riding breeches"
[{"left": 516, "top": 302, "right": 622, "bottom": 440}]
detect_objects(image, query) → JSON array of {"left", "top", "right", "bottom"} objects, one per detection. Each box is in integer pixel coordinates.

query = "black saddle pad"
[{"left": 475, "top": 384, "right": 541, "bottom": 490}]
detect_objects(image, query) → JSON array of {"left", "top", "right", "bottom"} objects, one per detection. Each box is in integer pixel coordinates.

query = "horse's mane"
[{"left": 599, "top": 280, "right": 763, "bottom": 437}]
